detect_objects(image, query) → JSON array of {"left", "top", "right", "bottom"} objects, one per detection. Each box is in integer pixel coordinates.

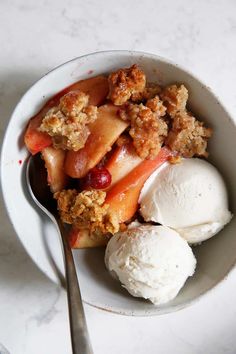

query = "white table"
[{"left": 1, "top": 1, "right": 236, "bottom": 353}]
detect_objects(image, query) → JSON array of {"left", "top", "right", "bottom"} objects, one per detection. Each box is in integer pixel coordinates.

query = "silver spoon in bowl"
[{"left": 26, "top": 154, "right": 93, "bottom": 354}]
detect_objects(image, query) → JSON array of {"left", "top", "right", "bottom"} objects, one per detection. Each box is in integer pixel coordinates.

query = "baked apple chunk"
[{"left": 64, "top": 104, "right": 129, "bottom": 178}]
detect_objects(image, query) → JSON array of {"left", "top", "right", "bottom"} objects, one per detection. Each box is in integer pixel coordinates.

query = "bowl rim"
[{"left": 1, "top": 50, "right": 236, "bottom": 316}]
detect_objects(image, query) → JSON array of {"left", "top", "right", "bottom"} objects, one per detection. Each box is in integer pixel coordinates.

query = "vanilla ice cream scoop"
[
  {"left": 105, "top": 225, "right": 196, "bottom": 305},
  {"left": 140, "top": 158, "right": 232, "bottom": 243}
]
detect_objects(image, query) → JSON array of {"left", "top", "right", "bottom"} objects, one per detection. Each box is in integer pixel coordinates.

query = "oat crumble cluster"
[
  {"left": 131, "top": 84, "right": 162, "bottom": 102},
  {"left": 108, "top": 67, "right": 212, "bottom": 159},
  {"left": 39, "top": 90, "right": 97, "bottom": 151},
  {"left": 108, "top": 64, "right": 146, "bottom": 105},
  {"left": 161, "top": 84, "right": 188, "bottom": 117},
  {"left": 120, "top": 97, "right": 168, "bottom": 159},
  {"left": 166, "top": 110, "right": 212, "bottom": 158},
  {"left": 160, "top": 84, "right": 212, "bottom": 157},
  {"left": 54, "top": 189, "right": 119, "bottom": 235}
]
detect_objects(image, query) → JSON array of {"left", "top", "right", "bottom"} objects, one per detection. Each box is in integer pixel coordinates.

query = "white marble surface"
[{"left": 1, "top": 0, "right": 236, "bottom": 353}]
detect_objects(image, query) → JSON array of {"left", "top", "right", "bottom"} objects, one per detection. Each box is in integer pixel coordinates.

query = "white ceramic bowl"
[{"left": 1, "top": 51, "right": 236, "bottom": 316}]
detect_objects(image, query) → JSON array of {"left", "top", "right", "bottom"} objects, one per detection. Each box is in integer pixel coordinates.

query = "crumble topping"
[
  {"left": 25, "top": 64, "right": 215, "bottom": 246},
  {"left": 169, "top": 155, "right": 182, "bottom": 164},
  {"left": 161, "top": 84, "right": 188, "bottom": 117},
  {"left": 131, "top": 84, "right": 162, "bottom": 102},
  {"left": 39, "top": 90, "right": 97, "bottom": 151},
  {"left": 54, "top": 189, "right": 77, "bottom": 224},
  {"left": 108, "top": 64, "right": 146, "bottom": 105},
  {"left": 54, "top": 189, "right": 119, "bottom": 235},
  {"left": 166, "top": 110, "right": 212, "bottom": 157},
  {"left": 120, "top": 96, "right": 168, "bottom": 159},
  {"left": 146, "top": 96, "right": 167, "bottom": 115}
]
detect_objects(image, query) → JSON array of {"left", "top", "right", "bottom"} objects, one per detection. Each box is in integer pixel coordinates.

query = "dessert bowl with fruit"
[{"left": 1, "top": 51, "right": 236, "bottom": 315}]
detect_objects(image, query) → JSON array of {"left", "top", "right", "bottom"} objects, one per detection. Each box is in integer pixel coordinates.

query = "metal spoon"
[{"left": 26, "top": 154, "right": 93, "bottom": 354}]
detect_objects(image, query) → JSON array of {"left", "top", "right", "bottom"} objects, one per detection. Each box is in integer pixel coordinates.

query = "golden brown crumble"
[
  {"left": 131, "top": 84, "right": 162, "bottom": 102},
  {"left": 169, "top": 155, "right": 182, "bottom": 164},
  {"left": 146, "top": 96, "right": 167, "bottom": 115},
  {"left": 120, "top": 96, "right": 168, "bottom": 159},
  {"left": 59, "top": 91, "right": 89, "bottom": 117},
  {"left": 39, "top": 90, "right": 97, "bottom": 151},
  {"left": 166, "top": 110, "right": 212, "bottom": 157},
  {"left": 54, "top": 189, "right": 78, "bottom": 224},
  {"left": 108, "top": 64, "right": 146, "bottom": 105},
  {"left": 161, "top": 84, "right": 188, "bottom": 117},
  {"left": 54, "top": 189, "right": 119, "bottom": 235}
]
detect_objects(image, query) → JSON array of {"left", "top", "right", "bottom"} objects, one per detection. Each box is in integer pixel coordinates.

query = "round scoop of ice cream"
[
  {"left": 105, "top": 225, "right": 196, "bottom": 305},
  {"left": 140, "top": 158, "right": 232, "bottom": 244}
]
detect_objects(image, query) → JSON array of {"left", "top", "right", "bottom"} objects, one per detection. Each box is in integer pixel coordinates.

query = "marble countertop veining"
[{"left": 1, "top": 0, "right": 236, "bottom": 353}]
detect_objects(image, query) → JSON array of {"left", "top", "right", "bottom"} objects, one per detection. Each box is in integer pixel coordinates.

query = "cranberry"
[{"left": 84, "top": 167, "right": 112, "bottom": 189}]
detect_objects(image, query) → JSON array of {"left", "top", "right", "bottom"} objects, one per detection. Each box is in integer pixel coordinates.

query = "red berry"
[{"left": 84, "top": 167, "right": 112, "bottom": 189}]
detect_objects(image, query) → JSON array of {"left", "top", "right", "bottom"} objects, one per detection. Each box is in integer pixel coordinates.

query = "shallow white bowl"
[{"left": 1, "top": 51, "right": 236, "bottom": 315}]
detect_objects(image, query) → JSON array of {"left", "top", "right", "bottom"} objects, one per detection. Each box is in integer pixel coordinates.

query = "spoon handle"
[{"left": 58, "top": 220, "right": 93, "bottom": 354}]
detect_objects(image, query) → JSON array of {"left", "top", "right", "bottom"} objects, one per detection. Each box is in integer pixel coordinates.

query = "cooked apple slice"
[
  {"left": 105, "top": 140, "right": 142, "bottom": 188},
  {"left": 41, "top": 147, "right": 68, "bottom": 193},
  {"left": 25, "top": 115, "right": 53, "bottom": 155},
  {"left": 24, "top": 75, "right": 109, "bottom": 155},
  {"left": 70, "top": 75, "right": 109, "bottom": 106},
  {"left": 105, "top": 147, "right": 172, "bottom": 223},
  {"left": 68, "top": 227, "right": 108, "bottom": 248},
  {"left": 65, "top": 104, "right": 129, "bottom": 178}
]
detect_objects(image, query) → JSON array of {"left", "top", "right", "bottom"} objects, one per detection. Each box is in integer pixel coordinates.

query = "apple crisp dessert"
[{"left": 24, "top": 64, "right": 212, "bottom": 247}]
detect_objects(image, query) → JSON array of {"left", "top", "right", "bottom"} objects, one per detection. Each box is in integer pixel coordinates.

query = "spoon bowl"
[{"left": 26, "top": 154, "right": 57, "bottom": 218}]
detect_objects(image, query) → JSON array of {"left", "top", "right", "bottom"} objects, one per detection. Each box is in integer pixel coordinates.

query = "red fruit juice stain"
[
  {"left": 87, "top": 70, "right": 94, "bottom": 75},
  {"left": 18, "top": 160, "right": 22, "bottom": 165}
]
